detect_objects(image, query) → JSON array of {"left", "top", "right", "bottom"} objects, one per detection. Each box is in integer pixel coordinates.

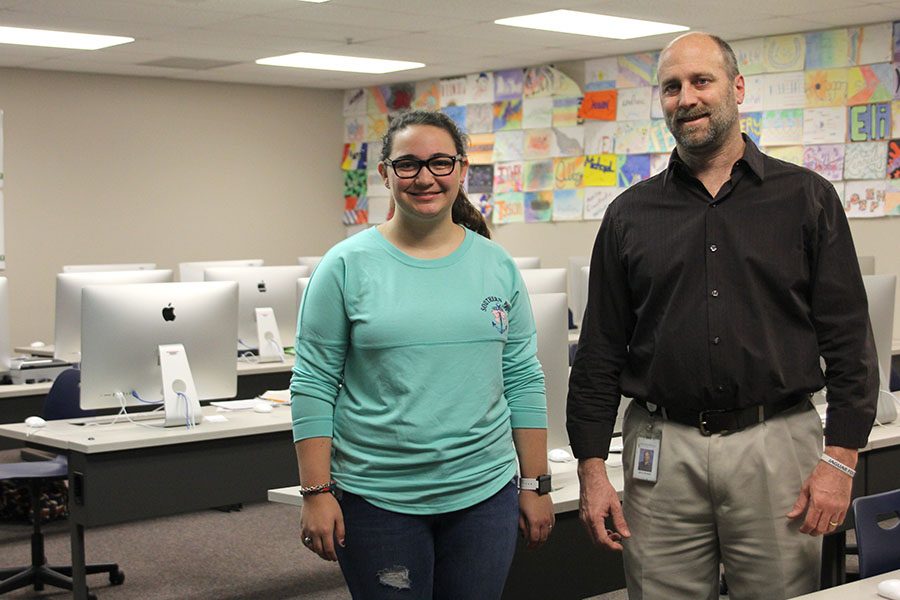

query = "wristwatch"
[{"left": 518, "top": 474, "right": 552, "bottom": 495}]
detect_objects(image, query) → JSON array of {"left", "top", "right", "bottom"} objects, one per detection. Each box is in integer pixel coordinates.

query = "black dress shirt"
[{"left": 567, "top": 136, "right": 878, "bottom": 459}]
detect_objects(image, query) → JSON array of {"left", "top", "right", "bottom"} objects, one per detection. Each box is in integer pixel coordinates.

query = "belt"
[{"left": 634, "top": 394, "right": 810, "bottom": 436}]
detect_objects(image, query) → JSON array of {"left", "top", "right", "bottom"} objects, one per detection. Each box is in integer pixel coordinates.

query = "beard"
[{"left": 666, "top": 89, "right": 739, "bottom": 151}]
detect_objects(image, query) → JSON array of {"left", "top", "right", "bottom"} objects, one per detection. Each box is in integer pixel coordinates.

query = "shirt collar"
[{"left": 663, "top": 133, "right": 765, "bottom": 187}]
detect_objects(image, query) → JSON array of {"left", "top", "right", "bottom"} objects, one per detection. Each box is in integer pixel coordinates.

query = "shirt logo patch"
[{"left": 481, "top": 296, "right": 511, "bottom": 334}]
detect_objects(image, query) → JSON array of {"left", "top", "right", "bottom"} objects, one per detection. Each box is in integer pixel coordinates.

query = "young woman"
[{"left": 290, "top": 110, "right": 553, "bottom": 599}]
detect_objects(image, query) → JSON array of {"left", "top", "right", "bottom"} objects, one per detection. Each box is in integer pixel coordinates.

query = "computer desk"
[
  {"left": 0, "top": 405, "right": 297, "bottom": 600},
  {"left": 788, "top": 569, "right": 900, "bottom": 599}
]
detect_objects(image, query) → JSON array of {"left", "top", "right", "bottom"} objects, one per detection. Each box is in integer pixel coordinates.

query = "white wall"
[{"left": 0, "top": 67, "right": 345, "bottom": 347}]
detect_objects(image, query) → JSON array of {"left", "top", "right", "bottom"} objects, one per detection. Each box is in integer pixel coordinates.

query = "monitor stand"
[
  {"left": 255, "top": 307, "right": 285, "bottom": 363},
  {"left": 159, "top": 343, "right": 202, "bottom": 427}
]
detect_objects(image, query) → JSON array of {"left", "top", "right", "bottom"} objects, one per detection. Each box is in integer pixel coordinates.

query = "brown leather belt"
[{"left": 634, "top": 394, "right": 811, "bottom": 436}]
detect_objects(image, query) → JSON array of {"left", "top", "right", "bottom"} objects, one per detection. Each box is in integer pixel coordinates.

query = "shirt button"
[
  {"left": 710, "top": 244, "right": 718, "bottom": 252},
  {"left": 711, "top": 289, "right": 719, "bottom": 297},
  {"left": 712, "top": 336, "right": 720, "bottom": 345},
  {"left": 716, "top": 385, "right": 725, "bottom": 393}
]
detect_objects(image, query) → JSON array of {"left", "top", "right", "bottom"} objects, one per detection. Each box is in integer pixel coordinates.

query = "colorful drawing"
[
  {"left": 848, "top": 102, "right": 891, "bottom": 141},
  {"left": 552, "top": 126, "right": 584, "bottom": 156},
  {"left": 440, "top": 77, "right": 467, "bottom": 106},
  {"left": 739, "top": 112, "right": 762, "bottom": 145},
  {"left": 524, "top": 191, "right": 553, "bottom": 222},
  {"left": 802, "top": 144, "right": 845, "bottom": 180},
  {"left": 893, "top": 21, "right": 900, "bottom": 63},
  {"left": 803, "top": 107, "right": 847, "bottom": 144},
  {"left": 413, "top": 80, "right": 440, "bottom": 110},
  {"left": 583, "top": 121, "right": 616, "bottom": 154},
  {"left": 494, "top": 69, "right": 524, "bottom": 101},
  {"left": 617, "top": 154, "right": 651, "bottom": 187},
  {"left": 805, "top": 29, "right": 850, "bottom": 69},
  {"left": 343, "top": 88, "right": 367, "bottom": 116},
  {"left": 762, "top": 72, "right": 806, "bottom": 110},
  {"left": 763, "top": 34, "right": 806, "bottom": 72},
  {"left": 578, "top": 90, "right": 617, "bottom": 121},
  {"left": 468, "top": 133, "right": 495, "bottom": 165},
  {"left": 493, "top": 162, "right": 524, "bottom": 193},
  {"left": 617, "top": 87, "right": 653, "bottom": 121},
  {"left": 442, "top": 105, "right": 467, "bottom": 133},
  {"left": 844, "top": 142, "right": 887, "bottom": 179},
  {"left": 367, "top": 114, "right": 388, "bottom": 141},
  {"left": 887, "top": 139, "right": 900, "bottom": 178},
  {"left": 523, "top": 66, "right": 556, "bottom": 98},
  {"left": 467, "top": 164, "right": 494, "bottom": 193},
  {"left": 846, "top": 64, "right": 894, "bottom": 104},
  {"left": 343, "top": 169, "right": 368, "bottom": 225},
  {"left": 731, "top": 38, "right": 765, "bottom": 75},
  {"left": 617, "top": 52, "right": 657, "bottom": 88},
  {"left": 466, "top": 103, "right": 493, "bottom": 134},
  {"left": 649, "top": 120, "right": 676, "bottom": 152},
  {"left": 553, "top": 189, "right": 584, "bottom": 221},
  {"left": 552, "top": 97, "right": 581, "bottom": 127},
  {"left": 492, "top": 131, "right": 524, "bottom": 162},
  {"left": 584, "top": 57, "right": 618, "bottom": 91},
  {"left": 523, "top": 128, "right": 554, "bottom": 160},
  {"left": 341, "top": 142, "right": 367, "bottom": 171},
  {"left": 493, "top": 192, "right": 525, "bottom": 223},
  {"left": 466, "top": 72, "right": 494, "bottom": 104},
  {"left": 615, "top": 120, "right": 652, "bottom": 154},
  {"left": 522, "top": 97, "right": 553, "bottom": 129},
  {"left": 553, "top": 156, "right": 584, "bottom": 189},
  {"left": 549, "top": 67, "right": 581, "bottom": 97},
  {"left": 523, "top": 160, "right": 554, "bottom": 192},
  {"left": 760, "top": 109, "right": 803, "bottom": 146},
  {"left": 843, "top": 180, "right": 885, "bottom": 218},
  {"left": 344, "top": 116, "right": 367, "bottom": 143},
  {"left": 856, "top": 23, "right": 892, "bottom": 65},
  {"left": 368, "top": 84, "right": 413, "bottom": 114},
  {"left": 804, "top": 69, "right": 849, "bottom": 107},
  {"left": 885, "top": 180, "right": 900, "bottom": 214},
  {"left": 741, "top": 75, "right": 766, "bottom": 112},
  {"left": 583, "top": 187, "right": 622, "bottom": 220},
  {"left": 493, "top": 99, "right": 523, "bottom": 131},
  {"left": 583, "top": 154, "right": 617, "bottom": 187},
  {"left": 766, "top": 145, "right": 803, "bottom": 166},
  {"left": 471, "top": 193, "right": 494, "bottom": 220}
]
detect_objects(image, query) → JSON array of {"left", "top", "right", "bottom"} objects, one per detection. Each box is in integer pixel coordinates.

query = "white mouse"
[
  {"left": 548, "top": 448, "right": 573, "bottom": 462},
  {"left": 25, "top": 416, "right": 47, "bottom": 428},
  {"left": 878, "top": 579, "right": 900, "bottom": 600},
  {"left": 29, "top": 341, "right": 46, "bottom": 348},
  {"left": 253, "top": 402, "right": 273, "bottom": 414}
]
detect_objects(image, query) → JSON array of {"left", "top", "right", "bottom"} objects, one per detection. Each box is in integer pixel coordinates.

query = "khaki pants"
[{"left": 621, "top": 400, "right": 823, "bottom": 600}]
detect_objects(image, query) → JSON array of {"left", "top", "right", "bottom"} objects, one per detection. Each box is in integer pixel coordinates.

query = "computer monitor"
[
  {"left": 54, "top": 269, "right": 174, "bottom": 363},
  {"left": 62, "top": 263, "right": 157, "bottom": 273},
  {"left": 204, "top": 265, "right": 310, "bottom": 359},
  {"left": 0, "top": 278, "right": 10, "bottom": 372},
  {"left": 520, "top": 268, "right": 567, "bottom": 295},
  {"left": 512, "top": 256, "right": 541, "bottom": 269},
  {"left": 80, "top": 281, "right": 238, "bottom": 426},
  {"left": 297, "top": 256, "right": 323, "bottom": 272},
  {"left": 178, "top": 259, "right": 263, "bottom": 282},
  {"left": 863, "top": 275, "right": 897, "bottom": 423},
  {"left": 574, "top": 266, "right": 590, "bottom": 330},
  {"left": 529, "top": 292, "right": 569, "bottom": 451},
  {"left": 297, "top": 277, "right": 310, "bottom": 311},
  {"left": 567, "top": 256, "right": 590, "bottom": 327},
  {"left": 857, "top": 256, "right": 876, "bottom": 276}
]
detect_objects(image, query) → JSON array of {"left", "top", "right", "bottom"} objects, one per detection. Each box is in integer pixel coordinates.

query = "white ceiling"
[{"left": 1, "top": 0, "right": 899, "bottom": 89}]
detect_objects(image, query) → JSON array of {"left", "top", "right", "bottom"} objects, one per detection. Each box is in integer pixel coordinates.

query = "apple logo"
[
  {"left": 257, "top": 280, "right": 267, "bottom": 293},
  {"left": 162, "top": 303, "right": 176, "bottom": 322}
]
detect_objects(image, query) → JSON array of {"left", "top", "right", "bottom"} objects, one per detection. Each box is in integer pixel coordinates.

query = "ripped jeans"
[{"left": 334, "top": 481, "right": 519, "bottom": 599}]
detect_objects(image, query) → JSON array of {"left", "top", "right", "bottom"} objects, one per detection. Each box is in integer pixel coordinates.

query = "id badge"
[{"left": 633, "top": 432, "right": 661, "bottom": 483}]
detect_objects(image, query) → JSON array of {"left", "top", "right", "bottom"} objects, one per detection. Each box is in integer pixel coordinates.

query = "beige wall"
[{"left": 0, "top": 67, "right": 345, "bottom": 347}]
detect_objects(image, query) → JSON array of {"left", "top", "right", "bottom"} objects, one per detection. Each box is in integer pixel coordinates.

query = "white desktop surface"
[
  {"left": 0, "top": 381, "right": 53, "bottom": 399},
  {"left": 788, "top": 570, "right": 900, "bottom": 599},
  {"left": 0, "top": 404, "right": 292, "bottom": 453},
  {"left": 14, "top": 344, "right": 55, "bottom": 358},
  {"left": 862, "top": 418, "right": 900, "bottom": 452}
]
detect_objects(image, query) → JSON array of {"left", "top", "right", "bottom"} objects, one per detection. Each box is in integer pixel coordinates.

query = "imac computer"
[
  {"left": 0, "top": 278, "right": 10, "bottom": 373},
  {"left": 857, "top": 256, "right": 876, "bottom": 276},
  {"left": 512, "top": 256, "right": 541, "bottom": 269},
  {"left": 573, "top": 266, "right": 590, "bottom": 330},
  {"left": 204, "top": 265, "right": 309, "bottom": 361},
  {"left": 520, "top": 268, "right": 567, "bottom": 295},
  {"left": 80, "top": 281, "right": 239, "bottom": 427},
  {"left": 54, "top": 269, "right": 173, "bottom": 363},
  {"left": 297, "top": 256, "right": 323, "bottom": 272},
  {"left": 178, "top": 259, "right": 263, "bottom": 282},
  {"left": 567, "top": 256, "right": 590, "bottom": 327},
  {"left": 63, "top": 263, "right": 157, "bottom": 273},
  {"left": 297, "top": 276, "right": 311, "bottom": 311},
  {"left": 863, "top": 275, "right": 897, "bottom": 424},
  {"left": 529, "top": 292, "right": 569, "bottom": 452}
]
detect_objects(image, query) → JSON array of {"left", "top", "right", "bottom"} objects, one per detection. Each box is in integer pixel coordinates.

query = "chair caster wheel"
[{"left": 110, "top": 569, "right": 125, "bottom": 585}]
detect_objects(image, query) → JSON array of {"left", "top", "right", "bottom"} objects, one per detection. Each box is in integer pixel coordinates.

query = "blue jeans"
[{"left": 334, "top": 481, "right": 519, "bottom": 599}]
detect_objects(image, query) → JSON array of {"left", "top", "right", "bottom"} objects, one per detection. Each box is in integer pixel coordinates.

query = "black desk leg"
[
  {"left": 820, "top": 531, "right": 846, "bottom": 589},
  {"left": 70, "top": 520, "right": 89, "bottom": 599}
]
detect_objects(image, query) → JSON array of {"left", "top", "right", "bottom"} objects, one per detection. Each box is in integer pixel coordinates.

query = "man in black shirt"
[{"left": 567, "top": 32, "right": 878, "bottom": 599}]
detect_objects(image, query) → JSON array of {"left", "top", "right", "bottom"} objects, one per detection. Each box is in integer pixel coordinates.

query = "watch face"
[{"left": 538, "top": 474, "right": 552, "bottom": 495}]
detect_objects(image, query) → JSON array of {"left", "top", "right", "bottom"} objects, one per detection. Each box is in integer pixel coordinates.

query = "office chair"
[
  {"left": 852, "top": 488, "right": 900, "bottom": 578},
  {"left": 0, "top": 369, "right": 124, "bottom": 597}
]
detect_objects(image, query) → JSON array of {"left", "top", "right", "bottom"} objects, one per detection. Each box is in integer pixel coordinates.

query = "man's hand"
[
  {"left": 787, "top": 446, "right": 857, "bottom": 536},
  {"left": 577, "top": 458, "right": 631, "bottom": 551}
]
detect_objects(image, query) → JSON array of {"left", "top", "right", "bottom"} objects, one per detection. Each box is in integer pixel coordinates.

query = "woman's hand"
[
  {"left": 518, "top": 491, "right": 555, "bottom": 549},
  {"left": 300, "top": 493, "right": 345, "bottom": 561}
]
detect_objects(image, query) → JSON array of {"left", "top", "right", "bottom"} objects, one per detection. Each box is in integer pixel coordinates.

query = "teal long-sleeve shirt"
[{"left": 290, "top": 226, "right": 546, "bottom": 514}]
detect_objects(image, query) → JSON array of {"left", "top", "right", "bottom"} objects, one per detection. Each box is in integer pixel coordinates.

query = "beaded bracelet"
[
  {"left": 299, "top": 481, "right": 336, "bottom": 497},
  {"left": 820, "top": 454, "right": 856, "bottom": 478}
]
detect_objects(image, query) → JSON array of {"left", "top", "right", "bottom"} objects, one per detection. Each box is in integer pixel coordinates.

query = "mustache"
[{"left": 673, "top": 108, "right": 709, "bottom": 121}]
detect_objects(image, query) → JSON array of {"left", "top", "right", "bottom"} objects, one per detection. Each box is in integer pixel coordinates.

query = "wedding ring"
[
  {"left": 303, "top": 536, "right": 313, "bottom": 546},
  {"left": 828, "top": 521, "right": 839, "bottom": 528}
]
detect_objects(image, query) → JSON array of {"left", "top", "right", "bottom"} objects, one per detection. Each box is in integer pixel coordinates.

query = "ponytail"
[{"left": 452, "top": 189, "right": 491, "bottom": 239}]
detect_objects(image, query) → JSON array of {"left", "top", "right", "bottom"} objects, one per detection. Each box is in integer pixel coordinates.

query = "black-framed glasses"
[{"left": 383, "top": 155, "right": 464, "bottom": 179}]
